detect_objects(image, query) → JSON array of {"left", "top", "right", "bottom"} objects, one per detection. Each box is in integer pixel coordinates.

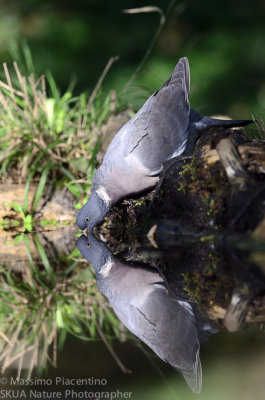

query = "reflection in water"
[
  {"left": 1, "top": 225, "right": 265, "bottom": 397},
  {"left": 0, "top": 227, "right": 121, "bottom": 379},
  {"left": 77, "top": 234, "right": 217, "bottom": 393}
]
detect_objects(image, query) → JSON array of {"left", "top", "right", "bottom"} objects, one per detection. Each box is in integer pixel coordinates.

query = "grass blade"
[
  {"left": 23, "top": 170, "right": 35, "bottom": 213},
  {"left": 32, "top": 164, "right": 51, "bottom": 214},
  {"left": 24, "top": 234, "right": 49, "bottom": 289},
  {"left": 22, "top": 40, "right": 35, "bottom": 75},
  {"left": 60, "top": 166, "right": 83, "bottom": 196},
  {"left": 46, "top": 70, "right": 60, "bottom": 99},
  {"left": 33, "top": 234, "right": 54, "bottom": 282}
]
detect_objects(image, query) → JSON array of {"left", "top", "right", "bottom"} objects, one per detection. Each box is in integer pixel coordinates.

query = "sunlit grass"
[
  {"left": 0, "top": 233, "right": 127, "bottom": 378},
  {"left": 0, "top": 46, "right": 132, "bottom": 377},
  {"left": 0, "top": 46, "right": 119, "bottom": 217}
]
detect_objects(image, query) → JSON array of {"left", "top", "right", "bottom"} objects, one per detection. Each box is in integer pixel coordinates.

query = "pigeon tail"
[
  {"left": 180, "top": 350, "right": 202, "bottom": 394},
  {"left": 198, "top": 116, "right": 253, "bottom": 131}
]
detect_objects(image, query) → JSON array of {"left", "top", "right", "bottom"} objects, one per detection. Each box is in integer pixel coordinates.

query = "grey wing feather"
[
  {"left": 160, "top": 57, "right": 190, "bottom": 95},
  {"left": 129, "top": 285, "right": 201, "bottom": 390},
  {"left": 181, "top": 350, "right": 202, "bottom": 394},
  {"left": 124, "top": 57, "right": 190, "bottom": 173}
]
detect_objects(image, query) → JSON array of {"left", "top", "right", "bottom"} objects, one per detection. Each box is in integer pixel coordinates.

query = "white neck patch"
[
  {"left": 96, "top": 186, "right": 111, "bottom": 205},
  {"left": 99, "top": 257, "right": 113, "bottom": 277}
]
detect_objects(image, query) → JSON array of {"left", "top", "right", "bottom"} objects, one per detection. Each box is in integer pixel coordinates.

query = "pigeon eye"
[
  {"left": 85, "top": 216, "right": 90, "bottom": 222},
  {"left": 86, "top": 243, "right": 91, "bottom": 248}
]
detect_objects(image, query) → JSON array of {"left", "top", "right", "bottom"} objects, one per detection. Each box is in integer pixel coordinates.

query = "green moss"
[
  {"left": 177, "top": 158, "right": 197, "bottom": 193},
  {"left": 199, "top": 234, "right": 215, "bottom": 242},
  {"left": 202, "top": 195, "right": 217, "bottom": 217},
  {"left": 135, "top": 199, "right": 147, "bottom": 207},
  {"left": 180, "top": 250, "right": 227, "bottom": 308}
]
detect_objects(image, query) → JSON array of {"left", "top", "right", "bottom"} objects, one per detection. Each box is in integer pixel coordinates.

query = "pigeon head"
[
  {"left": 76, "top": 192, "right": 109, "bottom": 232},
  {"left": 77, "top": 233, "right": 111, "bottom": 272}
]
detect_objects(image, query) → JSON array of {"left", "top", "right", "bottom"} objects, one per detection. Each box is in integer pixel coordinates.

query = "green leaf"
[
  {"left": 24, "top": 235, "right": 36, "bottom": 270},
  {"left": 0, "top": 220, "right": 9, "bottom": 227},
  {"left": 58, "top": 328, "right": 67, "bottom": 349},
  {"left": 74, "top": 201, "right": 82, "bottom": 209},
  {"left": 4, "top": 202, "right": 24, "bottom": 216},
  {"left": 33, "top": 234, "right": 54, "bottom": 281},
  {"left": 69, "top": 248, "right": 81, "bottom": 258},
  {"left": 23, "top": 170, "right": 35, "bottom": 213},
  {"left": 46, "top": 70, "right": 60, "bottom": 99},
  {"left": 24, "top": 235, "right": 49, "bottom": 290},
  {"left": 13, "top": 233, "right": 25, "bottom": 244},
  {"left": 68, "top": 184, "right": 81, "bottom": 197},
  {"left": 32, "top": 164, "right": 51, "bottom": 214},
  {"left": 24, "top": 214, "right": 33, "bottom": 224},
  {"left": 24, "top": 222, "right": 33, "bottom": 232},
  {"left": 45, "top": 98, "right": 56, "bottom": 128},
  {"left": 40, "top": 219, "right": 57, "bottom": 227},
  {"left": 75, "top": 196, "right": 89, "bottom": 209},
  {"left": 56, "top": 307, "right": 64, "bottom": 328},
  {"left": 55, "top": 109, "right": 65, "bottom": 133}
]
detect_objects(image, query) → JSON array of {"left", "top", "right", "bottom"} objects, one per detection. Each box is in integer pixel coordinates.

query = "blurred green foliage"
[
  {"left": 0, "top": 233, "right": 125, "bottom": 377},
  {"left": 0, "top": 0, "right": 264, "bottom": 117}
]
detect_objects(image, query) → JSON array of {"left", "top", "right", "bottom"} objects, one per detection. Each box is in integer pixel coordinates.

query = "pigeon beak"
[{"left": 83, "top": 227, "right": 89, "bottom": 236}]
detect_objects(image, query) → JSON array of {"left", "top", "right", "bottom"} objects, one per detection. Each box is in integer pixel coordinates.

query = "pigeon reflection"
[{"left": 77, "top": 234, "right": 215, "bottom": 393}]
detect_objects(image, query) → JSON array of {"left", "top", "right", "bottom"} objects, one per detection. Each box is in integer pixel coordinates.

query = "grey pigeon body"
[
  {"left": 76, "top": 57, "right": 251, "bottom": 231},
  {"left": 78, "top": 234, "right": 216, "bottom": 393},
  {"left": 94, "top": 57, "right": 190, "bottom": 203}
]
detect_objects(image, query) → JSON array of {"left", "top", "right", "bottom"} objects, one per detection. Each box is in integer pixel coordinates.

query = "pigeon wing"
[
  {"left": 124, "top": 57, "right": 190, "bottom": 174},
  {"left": 129, "top": 284, "right": 201, "bottom": 393}
]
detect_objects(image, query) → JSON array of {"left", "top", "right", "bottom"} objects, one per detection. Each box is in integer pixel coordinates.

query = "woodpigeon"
[
  {"left": 76, "top": 57, "right": 251, "bottom": 231},
  {"left": 77, "top": 233, "right": 216, "bottom": 393}
]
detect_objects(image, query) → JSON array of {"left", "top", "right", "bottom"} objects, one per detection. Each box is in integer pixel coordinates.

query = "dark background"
[
  {"left": 0, "top": 0, "right": 264, "bottom": 117},
  {"left": 1, "top": 2, "right": 265, "bottom": 398}
]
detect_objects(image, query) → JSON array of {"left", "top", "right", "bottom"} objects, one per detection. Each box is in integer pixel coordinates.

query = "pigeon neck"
[
  {"left": 86, "top": 234, "right": 112, "bottom": 274},
  {"left": 91, "top": 190, "right": 110, "bottom": 224}
]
